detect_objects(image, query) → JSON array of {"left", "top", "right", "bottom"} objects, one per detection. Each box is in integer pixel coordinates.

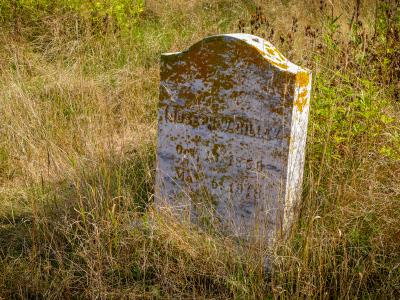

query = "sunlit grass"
[{"left": 0, "top": 0, "right": 399, "bottom": 298}]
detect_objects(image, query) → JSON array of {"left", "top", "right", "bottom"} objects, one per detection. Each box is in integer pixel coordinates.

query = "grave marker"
[{"left": 155, "top": 34, "right": 311, "bottom": 240}]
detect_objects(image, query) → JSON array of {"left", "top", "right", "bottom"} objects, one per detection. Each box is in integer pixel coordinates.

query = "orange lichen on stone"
[
  {"left": 296, "top": 71, "right": 310, "bottom": 89},
  {"left": 266, "top": 47, "right": 276, "bottom": 57},
  {"left": 259, "top": 47, "right": 289, "bottom": 70},
  {"left": 294, "top": 89, "right": 308, "bottom": 113},
  {"left": 264, "top": 44, "right": 285, "bottom": 61},
  {"left": 276, "top": 51, "right": 285, "bottom": 62},
  {"left": 294, "top": 71, "right": 310, "bottom": 113},
  {"left": 268, "top": 59, "right": 289, "bottom": 70},
  {"left": 250, "top": 44, "right": 266, "bottom": 56}
]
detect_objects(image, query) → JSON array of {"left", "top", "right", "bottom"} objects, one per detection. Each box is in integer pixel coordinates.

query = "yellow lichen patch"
[
  {"left": 265, "top": 57, "right": 289, "bottom": 70},
  {"left": 296, "top": 71, "right": 310, "bottom": 89},
  {"left": 249, "top": 44, "right": 266, "bottom": 56},
  {"left": 266, "top": 48, "right": 275, "bottom": 57},
  {"left": 247, "top": 42, "right": 288, "bottom": 66},
  {"left": 276, "top": 50, "right": 286, "bottom": 62},
  {"left": 264, "top": 47, "right": 286, "bottom": 63},
  {"left": 294, "top": 89, "right": 308, "bottom": 113}
]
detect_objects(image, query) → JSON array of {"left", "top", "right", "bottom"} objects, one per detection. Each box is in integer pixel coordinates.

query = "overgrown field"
[{"left": 0, "top": 0, "right": 399, "bottom": 299}]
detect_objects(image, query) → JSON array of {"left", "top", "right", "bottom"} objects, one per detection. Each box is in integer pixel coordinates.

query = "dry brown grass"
[{"left": 0, "top": 0, "right": 399, "bottom": 299}]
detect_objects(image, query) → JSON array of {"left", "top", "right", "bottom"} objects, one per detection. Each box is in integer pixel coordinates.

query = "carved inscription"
[
  {"left": 164, "top": 105, "right": 283, "bottom": 140},
  {"left": 173, "top": 144, "right": 276, "bottom": 175}
]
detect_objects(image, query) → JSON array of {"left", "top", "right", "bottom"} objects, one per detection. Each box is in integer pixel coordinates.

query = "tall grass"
[{"left": 0, "top": 0, "right": 399, "bottom": 298}]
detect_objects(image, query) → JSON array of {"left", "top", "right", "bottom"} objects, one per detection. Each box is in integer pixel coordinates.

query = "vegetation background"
[{"left": 0, "top": 0, "right": 399, "bottom": 298}]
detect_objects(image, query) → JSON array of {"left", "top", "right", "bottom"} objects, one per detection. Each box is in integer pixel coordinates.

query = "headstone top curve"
[{"left": 162, "top": 33, "right": 309, "bottom": 74}]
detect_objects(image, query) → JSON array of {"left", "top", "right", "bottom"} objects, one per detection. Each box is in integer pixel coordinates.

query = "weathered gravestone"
[{"left": 155, "top": 34, "right": 311, "bottom": 240}]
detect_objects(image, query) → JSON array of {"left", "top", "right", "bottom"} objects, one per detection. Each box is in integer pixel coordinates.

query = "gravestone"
[{"left": 155, "top": 34, "right": 311, "bottom": 240}]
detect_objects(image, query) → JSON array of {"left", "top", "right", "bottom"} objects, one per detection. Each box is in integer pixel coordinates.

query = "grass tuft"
[{"left": 1, "top": 0, "right": 400, "bottom": 298}]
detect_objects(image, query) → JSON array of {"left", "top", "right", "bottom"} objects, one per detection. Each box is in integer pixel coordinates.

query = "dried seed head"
[
  {"left": 394, "top": 88, "right": 399, "bottom": 102},
  {"left": 394, "top": 28, "right": 399, "bottom": 41}
]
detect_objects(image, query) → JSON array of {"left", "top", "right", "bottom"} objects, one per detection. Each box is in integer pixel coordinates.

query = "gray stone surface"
[{"left": 155, "top": 34, "right": 312, "bottom": 239}]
